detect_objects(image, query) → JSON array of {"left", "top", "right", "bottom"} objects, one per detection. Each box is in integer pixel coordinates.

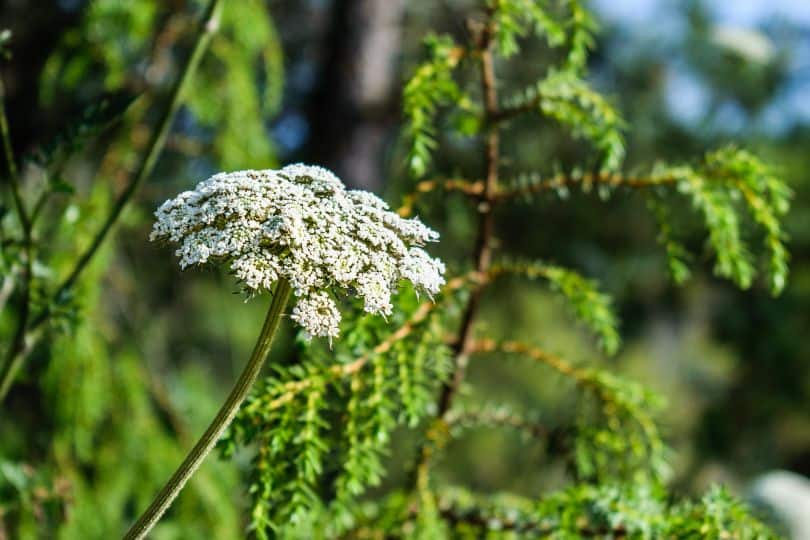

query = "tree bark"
[{"left": 304, "top": 0, "right": 406, "bottom": 190}]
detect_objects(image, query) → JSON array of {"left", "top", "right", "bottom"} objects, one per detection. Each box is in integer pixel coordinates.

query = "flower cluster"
[{"left": 151, "top": 164, "right": 445, "bottom": 339}]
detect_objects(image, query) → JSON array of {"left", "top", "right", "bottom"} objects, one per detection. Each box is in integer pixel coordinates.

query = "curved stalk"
[{"left": 124, "top": 278, "right": 292, "bottom": 540}]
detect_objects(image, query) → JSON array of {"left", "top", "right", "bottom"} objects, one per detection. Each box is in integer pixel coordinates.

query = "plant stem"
[
  {"left": 0, "top": 0, "right": 223, "bottom": 404},
  {"left": 0, "top": 76, "right": 33, "bottom": 403},
  {"left": 436, "top": 21, "right": 500, "bottom": 416},
  {"left": 412, "top": 12, "right": 501, "bottom": 486},
  {"left": 124, "top": 278, "right": 292, "bottom": 540},
  {"left": 0, "top": 78, "right": 29, "bottom": 233}
]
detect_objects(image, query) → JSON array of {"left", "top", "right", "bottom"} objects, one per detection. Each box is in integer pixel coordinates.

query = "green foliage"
[
  {"left": 491, "top": 258, "right": 621, "bottom": 354},
  {"left": 403, "top": 35, "right": 462, "bottom": 178},
  {"left": 503, "top": 69, "right": 626, "bottom": 172},
  {"left": 646, "top": 193, "right": 694, "bottom": 285},
  {"left": 667, "top": 485, "right": 779, "bottom": 539},
  {"left": 386, "top": 1, "right": 785, "bottom": 539},
  {"left": 0, "top": 460, "right": 70, "bottom": 539},
  {"left": 30, "top": 92, "right": 136, "bottom": 174},
  {"left": 1, "top": 1, "right": 278, "bottom": 537},
  {"left": 0, "top": 0, "right": 792, "bottom": 538},
  {"left": 221, "top": 289, "right": 455, "bottom": 537},
  {"left": 564, "top": 0, "right": 598, "bottom": 72},
  {"left": 471, "top": 338, "right": 668, "bottom": 483},
  {"left": 422, "top": 482, "right": 776, "bottom": 539},
  {"left": 490, "top": 0, "right": 566, "bottom": 58},
  {"left": 405, "top": 1, "right": 607, "bottom": 177},
  {"left": 572, "top": 369, "right": 669, "bottom": 483},
  {"left": 1, "top": 255, "right": 244, "bottom": 537},
  {"left": 40, "top": 0, "right": 283, "bottom": 169},
  {"left": 489, "top": 0, "right": 595, "bottom": 69},
  {"left": 187, "top": 0, "right": 283, "bottom": 169},
  {"left": 645, "top": 146, "right": 791, "bottom": 294},
  {"left": 39, "top": 0, "right": 158, "bottom": 98},
  {"left": 490, "top": 147, "right": 790, "bottom": 294}
]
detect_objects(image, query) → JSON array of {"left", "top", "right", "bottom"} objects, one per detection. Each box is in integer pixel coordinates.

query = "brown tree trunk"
[{"left": 304, "top": 0, "right": 406, "bottom": 190}]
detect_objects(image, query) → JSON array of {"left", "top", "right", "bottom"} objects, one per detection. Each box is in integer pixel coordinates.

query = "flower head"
[{"left": 151, "top": 164, "right": 445, "bottom": 339}]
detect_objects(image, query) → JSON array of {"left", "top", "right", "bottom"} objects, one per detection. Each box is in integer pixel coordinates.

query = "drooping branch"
[
  {"left": 0, "top": 0, "right": 224, "bottom": 403},
  {"left": 469, "top": 338, "right": 585, "bottom": 381},
  {"left": 468, "top": 337, "right": 666, "bottom": 479},
  {"left": 487, "top": 259, "right": 620, "bottom": 354}
]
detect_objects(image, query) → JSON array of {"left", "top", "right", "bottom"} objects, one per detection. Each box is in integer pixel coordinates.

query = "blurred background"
[{"left": 1, "top": 0, "right": 809, "bottom": 537}]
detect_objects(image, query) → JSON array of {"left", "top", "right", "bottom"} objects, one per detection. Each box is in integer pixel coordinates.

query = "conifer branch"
[
  {"left": 470, "top": 338, "right": 584, "bottom": 381},
  {"left": 469, "top": 337, "right": 667, "bottom": 481},
  {"left": 411, "top": 8, "right": 504, "bottom": 495},
  {"left": 488, "top": 258, "right": 621, "bottom": 354},
  {"left": 246, "top": 274, "right": 471, "bottom": 414},
  {"left": 445, "top": 405, "right": 556, "bottom": 442},
  {"left": 396, "top": 170, "right": 676, "bottom": 217}
]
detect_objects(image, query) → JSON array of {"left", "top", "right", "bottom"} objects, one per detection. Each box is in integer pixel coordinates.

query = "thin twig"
[
  {"left": 494, "top": 171, "right": 679, "bottom": 202},
  {"left": 398, "top": 171, "right": 680, "bottom": 217},
  {"left": 0, "top": 76, "right": 33, "bottom": 402},
  {"left": 444, "top": 407, "right": 552, "bottom": 441},
  {"left": 0, "top": 79, "right": 29, "bottom": 233},
  {"left": 468, "top": 338, "right": 585, "bottom": 381},
  {"left": 397, "top": 178, "right": 484, "bottom": 217}
]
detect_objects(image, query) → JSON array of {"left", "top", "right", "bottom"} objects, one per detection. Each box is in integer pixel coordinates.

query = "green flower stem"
[
  {"left": 124, "top": 278, "right": 292, "bottom": 540},
  {"left": 0, "top": 0, "right": 223, "bottom": 404}
]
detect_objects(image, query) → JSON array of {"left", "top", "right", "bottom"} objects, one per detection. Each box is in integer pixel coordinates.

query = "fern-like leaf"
[
  {"left": 403, "top": 35, "right": 463, "bottom": 178},
  {"left": 502, "top": 69, "right": 625, "bottom": 172},
  {"left": 490, "top": 258, "right": 621, "bottom": 355}
]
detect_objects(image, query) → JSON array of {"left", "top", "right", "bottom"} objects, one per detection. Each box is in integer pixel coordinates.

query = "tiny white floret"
[{"left": 151, "top": 164, "right": 445, "bottom": 339}]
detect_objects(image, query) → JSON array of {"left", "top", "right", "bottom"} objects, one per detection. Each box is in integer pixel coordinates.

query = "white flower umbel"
[
  {"left": 151, "top": 164, "right": 445, "bottom": 339},
  {"left": 131, "top": 165, "right": 444, "bottom": 540}
]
